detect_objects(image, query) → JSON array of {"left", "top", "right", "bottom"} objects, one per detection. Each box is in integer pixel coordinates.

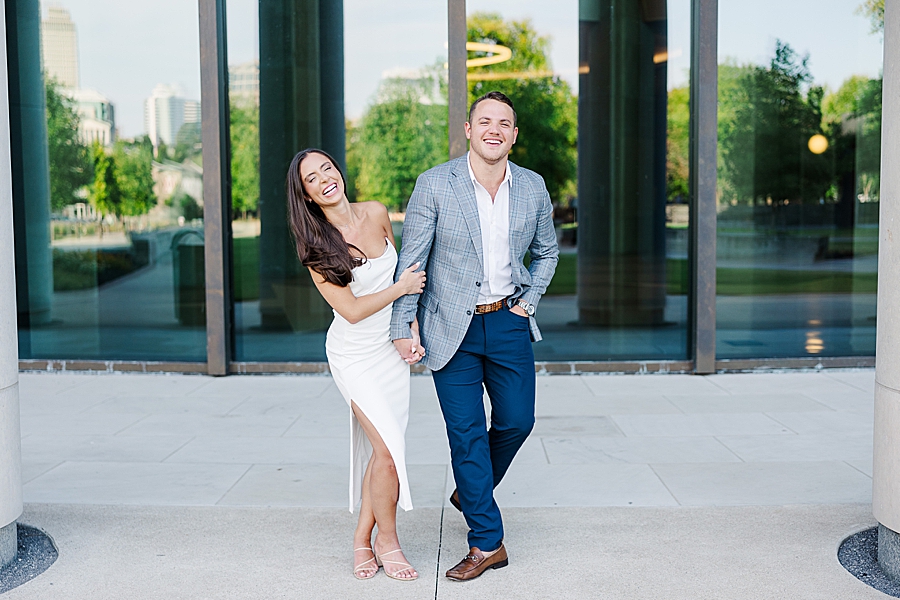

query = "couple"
[{"left": 287, "top": 91, "right": 559, "bottom": 582}]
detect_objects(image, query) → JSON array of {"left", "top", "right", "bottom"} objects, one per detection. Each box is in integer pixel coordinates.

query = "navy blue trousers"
[{"left": 432, "top": 305, "right": 535, "bottom": 551}]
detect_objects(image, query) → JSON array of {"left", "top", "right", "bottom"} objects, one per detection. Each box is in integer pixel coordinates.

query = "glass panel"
[
  {"left": 10, "top": 0, "right": 205, "bottom": 361},
  {"left": 228, "top": 0, "right": 448, "bottom": 361},
  {"left": 715, "top": 1, "right": 882, "bottom": 358},
  {"left": 465, "top": 0, "right": 691, "bottom": 360}
]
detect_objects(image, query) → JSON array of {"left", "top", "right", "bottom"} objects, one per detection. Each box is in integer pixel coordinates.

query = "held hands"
[
  {"left": 397, "top": 263, "right": 426, "bottom": 295},
  {"left": 394, "top": 320, "right": 425, "bottom": 365},
  {"left": 393, "top": 338, "right": 425, "bottom": 364}
]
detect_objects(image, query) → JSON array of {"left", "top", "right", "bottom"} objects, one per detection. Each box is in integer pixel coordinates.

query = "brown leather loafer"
[
  {"left": 445, "top": 545, "right": 508, "bottom": 581},
  {"left": 449, "top": 489, "right": 461, "bottom": 512}
]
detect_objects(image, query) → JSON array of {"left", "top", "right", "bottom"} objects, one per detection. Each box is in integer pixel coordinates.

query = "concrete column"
[
  {"left": 0, "top": 0, "right": 25, "bottom": 568},
  {"left": 874, "top": 0, "right": 900, "bottom": 580}
]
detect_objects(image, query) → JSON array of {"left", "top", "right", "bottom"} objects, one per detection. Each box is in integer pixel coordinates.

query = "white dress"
[{"left": 325, "top": 239, "right": 413, "bottom": 512}]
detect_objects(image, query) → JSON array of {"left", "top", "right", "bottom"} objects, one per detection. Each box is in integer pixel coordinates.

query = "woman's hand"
[{"left": 396, "top": 263, "right": 426, "bottom": 295}]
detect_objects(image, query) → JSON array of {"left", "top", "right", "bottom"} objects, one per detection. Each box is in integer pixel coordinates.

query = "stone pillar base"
[
  {"left": 0, "top": 521, "right": 16, "bottom": 568},
  {"left": 879, "top": 523, "right": 900, "bottom": 581}
]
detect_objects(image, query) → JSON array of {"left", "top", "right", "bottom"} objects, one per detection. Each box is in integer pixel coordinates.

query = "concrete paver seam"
[
  {"left": 759, "top": 413, "right": 801, "bottom": 434},
  {"left": 712, "top": 436, "right": 747, "bottom": 463},
  {"left": 844, "top": 461, "right": 873, "bottom": 480},
  {"left": 212, "top": 464, "right": 255, "bottom": 506},
  {"left": 159, "top": 436, "right": 198, "bottom": 463},
  {"left": 539, "top": 437, "right": 551, "bottom": 464},
  {"left": 646, "top": 464, "right": 682, "bottom": 506},
  {"left": 110, "top": 413, "right": 153, "bottom": 436}
]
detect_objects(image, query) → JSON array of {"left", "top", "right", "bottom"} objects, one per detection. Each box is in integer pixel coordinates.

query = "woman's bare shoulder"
[{"left": 356, "top": 200, "right": 389, "bottom": 217}]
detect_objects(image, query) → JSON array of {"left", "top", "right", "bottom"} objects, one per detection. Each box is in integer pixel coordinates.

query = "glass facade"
[
  {"left": 6, "top": 0, "right": 883, "bottom": 370},
  {"left": 469, "top": 0, "right": 691, "bottom": 361},
  {"left": 715, "top": 0, "right": 882, "bottom": 359},
  {"left": 9, "top": 0, "right": 206, "bottom": 362}
]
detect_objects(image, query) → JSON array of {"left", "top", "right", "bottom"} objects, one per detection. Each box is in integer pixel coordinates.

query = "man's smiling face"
[{"left": 465, "top": 99, "right": 518, "bottom": 165}]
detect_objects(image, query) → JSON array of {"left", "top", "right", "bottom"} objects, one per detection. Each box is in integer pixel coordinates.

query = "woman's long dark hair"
[{"left": 286, "top": 148, "right": 365, "bottom": 287}]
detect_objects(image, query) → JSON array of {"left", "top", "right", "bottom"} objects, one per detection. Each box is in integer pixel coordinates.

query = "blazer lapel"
[
  {"left": 449, "top": 158, "right": 485, "bottom": 266},
  {"left": 507, "top": 162, "right": 526, "bottom": 249}
]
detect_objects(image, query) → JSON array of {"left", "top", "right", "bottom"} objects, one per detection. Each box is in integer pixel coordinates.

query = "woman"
[{"left": 286, "top": 148, "right": 426, "bottom": 581}]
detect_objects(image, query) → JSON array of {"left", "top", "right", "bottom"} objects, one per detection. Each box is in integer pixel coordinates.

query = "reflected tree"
[
  {"left": 346, "top": 63, "right": 448, "bottom": 211},
  {"left": 230, "top": 102, "right": 261, "bottom": 217},
  {"left": 467, "top": 12, "right": 577, "bottom": 205},
  {"left": 112, "top": 137, "right": 156, "bottom": 218},
  {"left": 718, "top": 41, "right": 831, "bottom": 207},
  {"left": 45, "top": 78, "right": 93, "bottom": 212}
]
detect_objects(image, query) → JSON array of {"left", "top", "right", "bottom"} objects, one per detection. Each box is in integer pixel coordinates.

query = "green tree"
[
  {"left": 45, "top": 78, "right": 93, "bottom": 211},
  {"left": 89, "top": 142, "right": 122, "bottom": 220},
  {"left": 467, "top": 12, "right": 577, "bottom": 205},
  {"left": 173, "top": 121, "right": 202, "bottom": 165},
  {"left": 347, "top": 65, "right": 448, "bottom": 210},
  {"left": 718, "top": 41, "right": 832, "bottom": 206},
  {"left": 666, "top": 86, "right": 690, "bottom": 203},
  {"left": 857, "top": 0, "right": 884, "bottom": 34},
  {"left": 230, "top": 102, "right": 260, "bottom": 216},
  {"left": 113, "top": 137, "right": 157, "bottom": 217}
]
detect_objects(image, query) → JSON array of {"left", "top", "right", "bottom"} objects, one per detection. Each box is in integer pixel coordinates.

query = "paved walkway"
[{"left": 5, "top": 369, "right": 880, "bottom": 598}]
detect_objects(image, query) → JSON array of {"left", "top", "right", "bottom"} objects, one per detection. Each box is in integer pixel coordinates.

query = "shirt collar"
[{"left": 466, "top": 151, "right": 512, "bottom": 189}]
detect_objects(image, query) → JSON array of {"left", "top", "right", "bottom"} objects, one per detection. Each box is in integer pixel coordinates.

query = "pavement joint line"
[
  {"left": 111, "top": 413, "right": 152, "bottom": 436},
  {"left": 760, "top": 412, "right": 801, "bottom": 434},
  {"left": 434, "top": 503, "right": 444, "bottom": 599},
  {"left": 159, "top": 436, "right": 197, "bottom": 463},
  {"left": 844, "top": 460, "right": 873, "bottom": 479},
  {"left": 539, "top": 437, "right": 551, "bottom": 464},
  {"left": 213, "top": 463, "right": 255, "bottom": 506},
  {"left": 648, "top": 463, "right": 682, "bottom": 506},
  {"left": 712, "top": 435, "right": 746, "bottom": 462}
]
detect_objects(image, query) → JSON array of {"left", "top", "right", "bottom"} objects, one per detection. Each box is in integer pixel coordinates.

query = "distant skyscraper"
[
  {"left": 41, "top": 5, "right": 79, "bottom": 88},
  {"left": 228, "top": 61, "right": 259, "bottom": 105},
  {"left": 144, "top": 84, "right": 199, "bottom": 148},
  {"left": 184, "top": 100, "right": 200, "bottom": 125}
]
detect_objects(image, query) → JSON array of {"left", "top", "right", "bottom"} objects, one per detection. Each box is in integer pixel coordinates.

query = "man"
[{"left": 391, "top": 91, "right": 559, "bottom": 581}]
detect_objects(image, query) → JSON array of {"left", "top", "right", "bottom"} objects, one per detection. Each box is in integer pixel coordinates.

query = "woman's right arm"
[{"left": 310, "top": 264, "right": 425, "bottom": 324}]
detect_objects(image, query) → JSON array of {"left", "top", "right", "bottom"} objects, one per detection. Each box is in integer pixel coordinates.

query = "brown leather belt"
[{"left": 474, "top": 298, "right": 506, "bottom": 314}]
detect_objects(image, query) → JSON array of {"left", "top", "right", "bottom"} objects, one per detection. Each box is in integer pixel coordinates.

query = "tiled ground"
[{"left": 16, "top": 369, "right": 875, "bottom": 509}]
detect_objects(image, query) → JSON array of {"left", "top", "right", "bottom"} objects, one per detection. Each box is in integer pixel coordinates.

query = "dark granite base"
[
  {"left": 839, "top": 527, "right": 900, "bottom": 598},
  {"left": 0, "top": 524, "right": 58, "bottom": 594}
]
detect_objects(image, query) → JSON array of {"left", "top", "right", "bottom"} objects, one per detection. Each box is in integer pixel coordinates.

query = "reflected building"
[
  {"left": 65, "top": 88, "right": 115, "bottom": 146},
  {"left": 144, "top": 84, "right": 200, "bottom": 148},
  {"left": 40, "top": 4, "right": 78, "bottom": 88}
]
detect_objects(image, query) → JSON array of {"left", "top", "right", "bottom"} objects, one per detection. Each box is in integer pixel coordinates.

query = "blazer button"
[
  {"left": 475, "top": 282, "right": 481, "bottom": 286},
  {"left": 466, "top": 310, "right": 472, "bottom": 315}
]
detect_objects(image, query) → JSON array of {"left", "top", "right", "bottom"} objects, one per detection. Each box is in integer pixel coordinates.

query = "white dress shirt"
[{"left": 467, "top": 152, "right": 516, "bottom": 305}]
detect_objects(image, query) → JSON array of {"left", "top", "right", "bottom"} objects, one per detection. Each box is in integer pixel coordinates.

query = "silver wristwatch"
[{"left": 515, "top": 298, "right": 535, "bottom": 316}]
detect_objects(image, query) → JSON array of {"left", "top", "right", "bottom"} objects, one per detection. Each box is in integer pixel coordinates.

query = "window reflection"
[
  {"left": 12, "top": 0, "right": 206, "bottom": 361},
  {"left": 715, "top": 0, "right": 882, "bottom": 359},
  {"left": 467, "top": 0, "right": 690, "bottom": 361}
]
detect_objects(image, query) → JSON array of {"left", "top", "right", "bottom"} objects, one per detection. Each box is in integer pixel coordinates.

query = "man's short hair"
[{"left": 468, "top": 91, "right": 517, "bottom": 127}]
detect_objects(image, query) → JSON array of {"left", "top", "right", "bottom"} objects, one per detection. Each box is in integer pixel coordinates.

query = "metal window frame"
[
  {"left": 199, "top": 0, "right": 233, "bottom": 376},
  {"left": 448, "top": 0, "right": 467, "bottom": 159},
  {"left": 689, "top": 0, "right": 718, "bottom": 373}
]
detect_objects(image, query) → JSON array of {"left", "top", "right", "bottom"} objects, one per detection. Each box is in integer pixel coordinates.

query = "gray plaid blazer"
[{"left": 390, "top": 155, "right": 559, "bottom": 371}]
